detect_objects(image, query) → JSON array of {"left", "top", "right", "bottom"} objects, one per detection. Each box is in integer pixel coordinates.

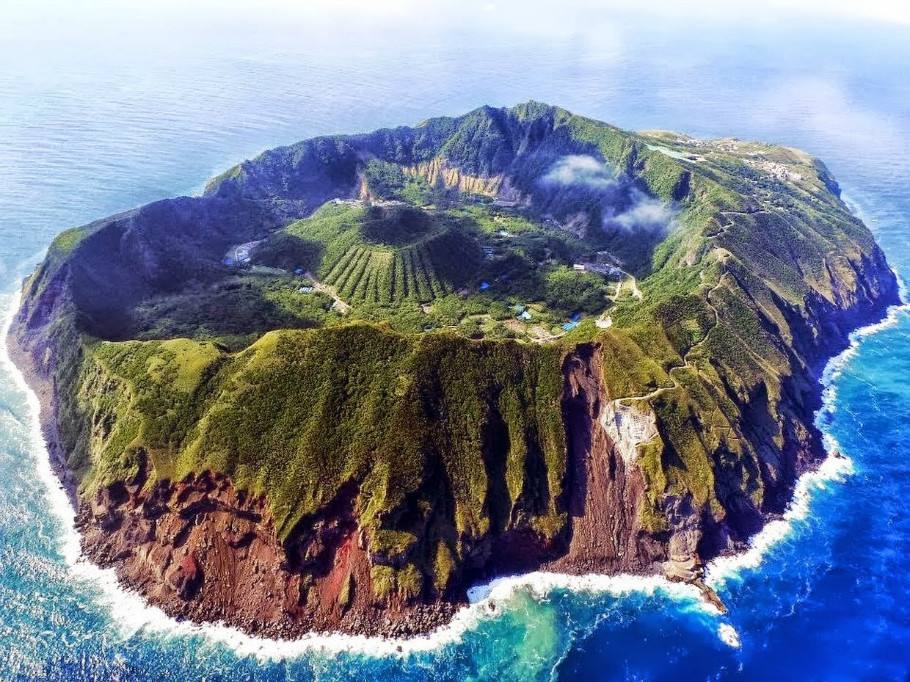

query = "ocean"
[{"left": 1, "top": 3, "right": 908, "bottom": 679}]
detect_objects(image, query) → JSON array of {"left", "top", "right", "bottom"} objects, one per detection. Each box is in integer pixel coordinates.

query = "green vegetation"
[
  {"left": 66, "top": 324, "right": 567, "bottom": 596},
  {"left": 19, "top": 101, "right": 896, "bottom": 604},
  {"left": 363, "top": 159, "right": 438, "bottom": 204},
  {"left": 544, "top": 266, "right": 611, "bottom": 315},
  {"left": 49, "top": 227, "right": 88, "bottom": 257},
  {"left": 214, "top": 196, "right": 625, "bottom": 341},
  {"left": 316, "top": 210, "right": 480, "bottom": 304}
]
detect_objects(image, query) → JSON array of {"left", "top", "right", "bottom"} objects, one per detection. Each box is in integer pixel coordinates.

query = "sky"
[
  {"left": 3, "top": 0, "right": 907, "bottom": 72},
  {"left": 5, "top": 0, "right": 910, "bottom": 31},
  {"left": 222, "top": 0, "right": 910, "bottom": 26}
]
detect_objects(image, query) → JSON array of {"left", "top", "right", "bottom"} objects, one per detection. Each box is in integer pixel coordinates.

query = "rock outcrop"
[
  {"left": 79, "top": 466, "right": 457, "bottom": 638},
  {"left": 9, "top": 102, "right": 901, "bottom": 638}
]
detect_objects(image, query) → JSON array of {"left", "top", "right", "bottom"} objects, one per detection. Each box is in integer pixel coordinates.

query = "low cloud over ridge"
[
  {"left": 541, "top": 154, "right": 615, "bottom": 188},
  {"left": 609, "top": 189, "right": 677, "bottom": 233},
  {"left": 541, "top": 155, "right": 677, "bottom": 235}
]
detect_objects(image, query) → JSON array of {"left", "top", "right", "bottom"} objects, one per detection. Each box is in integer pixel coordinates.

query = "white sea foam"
[
  {"left": 706, "top": 289, "right": 909, "bottom": 586},
  {"left": 717, "top": 623, "right": 741, "bottom": 649},
  {"left": 0, "top": 291, "right": 82, "bottom": 567},
  {"left": 705, "top": 450, "right": 854, "bottom": 585},
  {"left": 3, "top": 272, "right": 907, "bottom": 660},
  {"left": 74, "top": 568, "right": 712, "bottom": 661},
  {"left": 0, "top": 289, "right": 717, "bottom": 660},
  {"left": 73, "top": 566, "right": 711, "bottom": 661}
]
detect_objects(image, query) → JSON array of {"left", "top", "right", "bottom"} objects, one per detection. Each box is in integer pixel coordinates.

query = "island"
[{"left": 10, "top": 102, "right": 899, "bottom": 638}]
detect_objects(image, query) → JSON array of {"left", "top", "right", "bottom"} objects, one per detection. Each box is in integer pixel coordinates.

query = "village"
[{"left": 219, "top": 200, "right": 641, "bottom": 343}]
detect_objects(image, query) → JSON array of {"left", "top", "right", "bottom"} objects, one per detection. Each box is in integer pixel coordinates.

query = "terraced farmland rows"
[{"left": 319, "top": 228, "right": 480, "bottom": 304}]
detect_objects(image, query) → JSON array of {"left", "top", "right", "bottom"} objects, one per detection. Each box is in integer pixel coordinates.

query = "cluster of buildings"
[
  {"left": 222, "top": 239, "right": 263, "bottom": 267},
  {"left": 572, "top": 261, "right": 623, "bottom": 278},
  {"left": 512, "top": 304, "right": 533, "bottom": 322}
]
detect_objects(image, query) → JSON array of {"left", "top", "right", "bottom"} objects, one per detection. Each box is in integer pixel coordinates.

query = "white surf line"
[
  {"left": 10, "top": 280, "right": 906, "bottom": 660},
  {"left": 706, "top": 285, "right": 910, "bottom": 587},
  {"left": 0, "top": 291, "right": 82, "bottom": 567},
  {"left": 702, "top": 186, "right": 908, "bottom": 648},
  {"left": 717, "top": 623, "right": 741, "bottom": 649},
  {"left": 0, "top": 290, "right": 723, "bottom": 660},
  {"left": 703, "top": 278, "right": 908, "bottom": 652}
]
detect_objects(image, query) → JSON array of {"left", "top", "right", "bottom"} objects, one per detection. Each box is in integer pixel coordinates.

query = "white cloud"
[
  {"left": 542, "top": 155, "right": 614, "bottom": 188},
  {"left": 610, "top": 190, "right": 677, "bottom": 232}
]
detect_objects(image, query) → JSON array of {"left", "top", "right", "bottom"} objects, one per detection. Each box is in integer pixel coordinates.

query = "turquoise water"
[{"left": 1, "top": 4, "right": 909, "bottom": 679}]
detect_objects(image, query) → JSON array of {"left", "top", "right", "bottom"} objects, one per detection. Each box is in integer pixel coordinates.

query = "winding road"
[
  {"left": 614, "top": 208, "right": 767, "bottom": 406},
  {"left": 616, "top": 272, "right": 728, "bottom": 406}
]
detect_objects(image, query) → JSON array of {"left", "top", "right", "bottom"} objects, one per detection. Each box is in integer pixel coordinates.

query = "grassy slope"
[
  {"left": 19, "top": 102, "right": 896, "bottom": 599},
  {"left": 271, "top": 202, "right": 484, "bottom": 304},
  {"left": 68, "top": 324, "right": 566, "bottom": 594}
]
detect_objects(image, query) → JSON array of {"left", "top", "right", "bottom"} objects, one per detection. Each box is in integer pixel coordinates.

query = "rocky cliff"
[{"left": 11, "top": 102, "right": 900, "bottom": 637}]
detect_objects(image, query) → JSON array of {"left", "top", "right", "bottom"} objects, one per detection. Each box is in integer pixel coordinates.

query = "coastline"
[
  {"left": 0, "top": 289, "right": 714, "bottom": 657},
  {"left": 707, "top": 294, "right": 909, "bottom": 585},
  {"left": 4, "top": 280, "right": 906, "bottom": 659},
  {"left": 7, "top": 99, "right": 902, "bottom": 648}
]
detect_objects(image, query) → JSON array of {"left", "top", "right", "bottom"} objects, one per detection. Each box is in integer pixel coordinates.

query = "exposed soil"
[
  {"left": 7, "top": 240, "right": 900, "bottom": 639},
  {"left": 78, "top": 465, "right": 458, "bottom": 639},
  {"left": 547, "top": 344, "right": 666, "bottom": 574}
]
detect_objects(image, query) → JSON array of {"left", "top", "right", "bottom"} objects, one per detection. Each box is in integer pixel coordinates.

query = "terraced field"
[
  {"left": 254, "top": 202, "right": 483, "bottom": 305},
  {"left": 320, "top": 228, "right": 479, "bottom": 303}
]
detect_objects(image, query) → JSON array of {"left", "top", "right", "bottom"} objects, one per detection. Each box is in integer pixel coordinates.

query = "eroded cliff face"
[
  {"left": 693, "top": 244, "right": 901, "bottom": 561},
  {"left": 405, "top": 157, "right": 505, "bottom": 197},
  {"left": 73, "top": 342, "right": 683, "bottom": 637},
  {"left": 9, "top": 103, "right": 903, "bottom": 639},
  {"left": 549, "top": 345, "right": 665, "bottom": 574},
  {"left": 79, "top": 463, "right": 456, "bottom": 638}
]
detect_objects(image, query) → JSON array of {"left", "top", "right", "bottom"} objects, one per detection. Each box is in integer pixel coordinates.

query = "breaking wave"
[{"left": 2, "top": 276, "right": 905, "bottom": 661}]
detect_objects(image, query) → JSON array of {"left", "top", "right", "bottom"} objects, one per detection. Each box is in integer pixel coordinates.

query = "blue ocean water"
[{"left": 1, "top": 3, "right": 909, "bottom": 679}]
